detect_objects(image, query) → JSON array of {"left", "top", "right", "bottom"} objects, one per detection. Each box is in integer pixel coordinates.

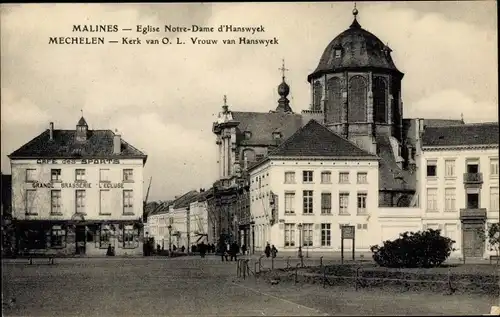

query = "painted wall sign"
[
  {"left": 99, "top": 182, "right": 124, "bottom": 189},
  {"left": 62, "top": 182, "right": 92, "bottom": 188},
  {"left": 32, "top": 181, "right": 54, "bottom": 188},
  {"left": 31, "top": 181, "right": 124, "bottom": 189},
  {"left": 37, "top": 159, "right": 120, "bottom": 165}
]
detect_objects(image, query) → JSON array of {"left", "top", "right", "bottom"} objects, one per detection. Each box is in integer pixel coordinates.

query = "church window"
[
  {"left": 325, "top": 77, "right": 341, "bottom": 124},
  {"left": 313, "top": 81, "right": 323, "bottom": 111},
  {"left": 348, "top": 76, "right": 367, "bottom": 122},
  {"left": 373, "top": 77, "right": 388, "bottom": 123}
]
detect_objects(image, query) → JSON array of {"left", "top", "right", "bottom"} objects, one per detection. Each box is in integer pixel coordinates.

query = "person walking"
[
  {"left": 271, "top": 245, "right": 278, "bottom": 258},
  {"left": 219, "top": 242, "right": 227, "bottom": 262},
  {"left": 265, "top": 243, "right": 271, "bottom": 258},
  {"left": 241, "top": 244, "right": 247, "bottom": 256}
]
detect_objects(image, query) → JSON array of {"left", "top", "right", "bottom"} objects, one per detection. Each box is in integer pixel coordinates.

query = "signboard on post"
[{"left": 341, "top": 225, "right": 355, "bottom": 264}]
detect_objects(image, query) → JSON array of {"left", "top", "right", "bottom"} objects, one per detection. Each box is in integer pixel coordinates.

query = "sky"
[{"left": 1, "top": 2, "right": 498, "bottom": 201}]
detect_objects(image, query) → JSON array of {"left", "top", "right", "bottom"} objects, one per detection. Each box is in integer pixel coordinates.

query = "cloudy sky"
[{"left": 1, "top": 2, "right": 497, "bottom": 201}]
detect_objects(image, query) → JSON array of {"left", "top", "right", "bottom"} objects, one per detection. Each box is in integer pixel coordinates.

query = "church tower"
[{"left": 307, "top": 5, "right": 404, "bottom": 158}]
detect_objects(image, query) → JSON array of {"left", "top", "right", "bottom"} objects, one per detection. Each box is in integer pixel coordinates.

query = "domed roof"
[
  {"left": 307, "top": 13, "right": 403, "bottom": 82},
  {"left": 278, "top": 81, "right": 290, "bottom": 96}
]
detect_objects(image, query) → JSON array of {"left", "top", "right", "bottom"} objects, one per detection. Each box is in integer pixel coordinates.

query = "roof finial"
[
  {"left": 350, "top": 2, "right": 361, "bottom": 28},
  {"left": 81, "top": 109, "right": 83, "bottom": 117},
  {"left": 222, "top": 95, "right": 229, "bottom": 113},
  {"left": 279, "top": 58, "right": 289, "bottom": 82}
]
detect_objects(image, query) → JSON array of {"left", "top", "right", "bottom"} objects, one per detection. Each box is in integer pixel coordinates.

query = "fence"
[{"left": 235, "top": 255, "right": 499, "bottom": 296}]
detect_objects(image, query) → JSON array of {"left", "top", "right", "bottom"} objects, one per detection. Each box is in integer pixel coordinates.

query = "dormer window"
[
  {"left": 334, "top": 49, "right": 341, "bottom": 58},
  {"left": 244, "top": 131, "right": 252, "bottom": 140},
  {"left": 272, "top": 132, "right": 282, "bottom": 140}
]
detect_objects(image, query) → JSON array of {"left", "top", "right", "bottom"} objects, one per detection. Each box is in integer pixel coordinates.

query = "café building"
[{"left": 8, "top": 117, "right": 148, "bottom": 256}]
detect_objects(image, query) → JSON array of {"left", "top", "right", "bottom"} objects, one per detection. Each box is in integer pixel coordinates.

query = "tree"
[
  {"left": 479, "top": 223, "right": 500, "bottom": 265},
  {"left": 370, "top": 229, "right": 455, "bottom": 268}
]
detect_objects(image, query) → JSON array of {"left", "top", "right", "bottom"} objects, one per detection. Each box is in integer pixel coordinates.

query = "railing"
[{"left": 463, "top": 172, "right": 483, "bottom": 184}]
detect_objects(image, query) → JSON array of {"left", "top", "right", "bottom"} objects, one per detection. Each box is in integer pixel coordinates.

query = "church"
[{"left": 208, "top": 6, "right": 469, "bottom": 252}]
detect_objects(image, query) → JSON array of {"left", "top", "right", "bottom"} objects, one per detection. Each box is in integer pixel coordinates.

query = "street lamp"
[
  {"left": 168, "top": 225, "right": 172, "bottom": 255},
  {"left": 297, "top": 223, "right": 303, "bottom": 258}
]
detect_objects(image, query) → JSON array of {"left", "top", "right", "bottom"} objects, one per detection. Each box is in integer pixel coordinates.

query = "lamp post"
[
  {"left": 168, "top": 225, "right": 172, "bottom": 255},
  {"left": 297, "top": 223, "right": 303, "bottom": 258}
]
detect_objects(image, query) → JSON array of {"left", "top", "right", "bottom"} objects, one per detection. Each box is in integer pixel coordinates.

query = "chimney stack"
[
  {"left": 113, "top": 129, "right": 121, "bottom": 154},
  {"left": 49, "top": 122, "right": 54, "bottom": 141}
]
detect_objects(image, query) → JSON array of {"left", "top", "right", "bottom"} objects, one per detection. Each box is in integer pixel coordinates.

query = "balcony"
[
  {"left": 463, "top": 173, "right": 483, "bottom": 185},
  {"left": 459, "top": 208, "right": 487, "bottom": 221}
]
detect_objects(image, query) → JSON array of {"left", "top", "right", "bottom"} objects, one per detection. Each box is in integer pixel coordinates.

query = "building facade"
[
  {"left": 8, "top": 117, "right": 147, "bottom": 256},
  {"left": 249, "top": 120, "right": 380, "bottom": 254},
  {"left": 420, "top": 123, "right": 499, "bottom": 259}
]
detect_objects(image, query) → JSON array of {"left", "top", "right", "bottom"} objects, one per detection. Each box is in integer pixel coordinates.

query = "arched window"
[
  {"left": 373, "top": 77, "right": 388, "bottom": 123},
  {"left": 313, "top": 81, "right": 323, "bottom": 111},
  {"left": 348, "top": 76, "right": 367, "bottom": 122},
  {"left": 325, "top": 77, "right": 341, "bottom": 124}
]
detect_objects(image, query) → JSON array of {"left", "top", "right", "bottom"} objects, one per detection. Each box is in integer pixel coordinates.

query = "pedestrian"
[
  {"left": 219, "top": 242, "right": 227, "bottom": 262},
  {"left": 226, "top": 242, "right": 231, "bottom": 261},
  {"left": 271, "top": 245, "right": 278, "bottom": 258},
  {"left": 181, "top": 245, "right": 185, "bottom": 253},
  {"left": 265, "top": 243, "right": 271, "bottom": 258},
  {"left": 199, "top": 241, "right": 206, "bottom": 258},
  {"left": 241, "top": 244, "right": 247, "bottom": 255},
  {"left": 230, "top": 242, "right": 238, "bottom": 261}
]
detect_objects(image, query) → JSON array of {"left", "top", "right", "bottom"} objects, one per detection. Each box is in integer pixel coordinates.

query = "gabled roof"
[
  {"left": 171, "top": 190, "right": 199, "bottom": 209},
  {"left": 146, "top": 201, "right": 172, "bottom": 217},
  {"left": 77, "top": 116, "right": 88, "bottom": 126},
  {"left": 422, "top": 122, "right": 499, "bottom": 147},
  {"left": 8, "top": 129, "right": 147, "bottom": 160},
  {"left": 268, "top": 119, "right": 377, "bottom": 159},
  {"left": 232, "top": 111, "right": 303, "bottom": 146}
]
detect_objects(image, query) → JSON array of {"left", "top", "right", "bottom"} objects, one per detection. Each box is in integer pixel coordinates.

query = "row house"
[{"left": 8, "top": 117, "right": 147, "bottom": 256}]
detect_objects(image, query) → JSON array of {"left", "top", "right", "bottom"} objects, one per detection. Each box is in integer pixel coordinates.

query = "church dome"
[
  {"left": 307, "top": 13, "right": 403, "bottom": 83},
  {"left": 278, "top": 81, "right": 290, "bottom": 96}
]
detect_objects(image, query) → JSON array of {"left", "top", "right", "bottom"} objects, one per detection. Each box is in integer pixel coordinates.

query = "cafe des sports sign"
[
  {"left": 31, "top": 181, "right": 124, "bottom": 189},
  {"left": 36, "top": 159, "right": 120, "bottom": 165}
]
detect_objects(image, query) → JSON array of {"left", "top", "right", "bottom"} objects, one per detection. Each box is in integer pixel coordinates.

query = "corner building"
[{"left": 8, "top": 117, "right": 148, "bottom": 256}]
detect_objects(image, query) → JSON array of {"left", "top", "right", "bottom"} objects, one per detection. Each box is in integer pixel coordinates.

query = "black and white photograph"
[{"left": 1, "top": 1, "right": 499, "bottom": 316}]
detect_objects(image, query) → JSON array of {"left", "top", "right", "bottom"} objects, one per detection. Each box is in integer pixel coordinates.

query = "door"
[
  {"left": 75, "top": 225, "right": 86, "bottom": 255},
  {"left": 462, "top": 228, "right": 484, "bottom": 258}
]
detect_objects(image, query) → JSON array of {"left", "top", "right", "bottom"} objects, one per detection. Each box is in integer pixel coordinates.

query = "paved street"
[{"left": 2, "top": 256, "right": 496, "bottom": 316}]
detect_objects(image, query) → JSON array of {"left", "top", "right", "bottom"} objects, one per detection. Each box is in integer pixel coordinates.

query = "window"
[
  {"left": 348, "top": 76, "right": 368, "bottom": 122},
  {"left": 100, "top": 169, "right": 110, "bottom": 182},
  {"left": 303, "top": 190, "right": 313, "bottom": 214},
  {"left": 99, "top": 225, "right": 111, "bottom": 248},
  {"left": 51, "top": 169, "right": 61, "bottom": 182},
  {"left": 75, "top": 169, "right": 86, "bottom": 181},
  {"left": 444, "top": 188, "right": 456, "bottom": 212},
  {"left": 51, "top": 190, "right": 62, "bottom": 215},
  {"left": 357, "top": 172, "right": 367, "bottom": 184},
  {"left": 426, "top": 160, "right": 437, "bottom": 177},
  {"left": 284, "top": 224, "right": 295, "bottom": 247},
  {"left": 25, "top": 189, "right": 37, "bottom": 214},
  {"left": 467, "top": 192, "right": 480, "bottom": 209},
  {"left": 373, "top": 76, "right": 387, "bottom": 123},
  {"left": 321, "top": 223, "right": 331, "bottom": 246},
  {"left": 284, "top": 172, "right": 295, "bottom": 184},
  {"left": 357, "top": 193, "right": 367, "bottom": 215},
  {"left": 50, "top": 225, "right": 66, "bottom": 248},
  {"left": 334, "top": 49, "right": 341, "bottom": 58},
  {"left": 339, "top": 172, "right": 349, "bottom": 184},
  {"left": 321, "top": 171, "right": 331, "bottom": 184},
  {"left": 357, "top": 224, "right": 368, "bottom": 230},
  {"left": 284, "top": 192, "right": 295, "bottom": 214},
  {"left": 123, "top": 169, "right": 134, "bottom": 182},
  {"left": 99, "top": 190, "right": 111, "bottom": 215},
  {"left": 426, "top": 188, "right": 438, "bottom": 211},
  {"left": 491, "top": 159, "right": 499, "bottom": 177},
  {"left": 302, "top": 223, "right": 313, "bottom": 247},
  {"left": 444, "top": 160, "right": 455, "bottom": 178},
  {"left": 303, "top": 171, "right": 313, "bottom": 183},
  {"left": 123, "top": 225, "right": 138, "bottom": 249},
  {"left": 123, "top": 190, "right": 134, "bottom": 214},
  {"left": 490, "top": 187, "right": 499, "bottom": 211},
  {"left": 244, "top": 131, "right": 252, "bottom": 140},
  {"left": 339, "top": 193, "right": 349, "bottom": 215},
  {"left": 75, "top": 190, "right": 86, "bottom": 214},
  {"left": 321, "top": 193, "right": 332, "bottom": 214},
  {"left": 313, "top": 81, "right": 323, "bottom": 111},
  {"left": 26, "top": 169, "right": 37, "bottom": 182},
  {"left": 272, "top": 132, "right": 282, "bottom": 140}
]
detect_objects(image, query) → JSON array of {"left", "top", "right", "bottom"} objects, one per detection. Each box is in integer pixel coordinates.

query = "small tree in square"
[
  {"left": 370, "top": 229, "right": 455, "bottom": 268},
  {"left": 479, "top": 223, "right": 500, "bottom": 266}
]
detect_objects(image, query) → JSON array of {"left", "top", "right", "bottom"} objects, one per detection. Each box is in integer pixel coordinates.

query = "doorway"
[
  {"left": 75, "top": 225, "right": 86, "bottom": 255},
  {"left": 462, "top": 225, "right": 484, "bottom": 258}
]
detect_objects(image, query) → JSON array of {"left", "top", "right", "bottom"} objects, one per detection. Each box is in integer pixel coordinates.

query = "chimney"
[
  {"left": 113, "top": 129, "right": 121, "bottom": 154},
  {"left": 49, "top": 122, "right": 54, "bottom": 141}
]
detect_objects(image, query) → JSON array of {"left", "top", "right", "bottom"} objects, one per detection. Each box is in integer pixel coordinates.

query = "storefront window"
[
  {"left": 123, "top": 225, "right": 138, "bottom": 249},
  {"left": 100, "top": 225, "right": 111, "bottom": 249},
  {"left": 50, "top": 225, "right": 66, "bottom": 248}
]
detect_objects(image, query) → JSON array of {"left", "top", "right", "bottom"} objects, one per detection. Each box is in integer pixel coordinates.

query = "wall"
[
  {"left": 11, "top": 158, "right": 144, "bottom": 221},
  {"left": 250, "top": 158, "right": 380, "bottom": 252}
]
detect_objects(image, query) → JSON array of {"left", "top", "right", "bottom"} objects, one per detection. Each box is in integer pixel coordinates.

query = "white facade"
[
  {"left": 420, "top": 145, "right": 499, "bottom": 258},
  {"left": 250, "top": 158, "right": 379, "bottom": 253},
  {"left": 11, "top": 158, "right": 144, "bottom": 221}
]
